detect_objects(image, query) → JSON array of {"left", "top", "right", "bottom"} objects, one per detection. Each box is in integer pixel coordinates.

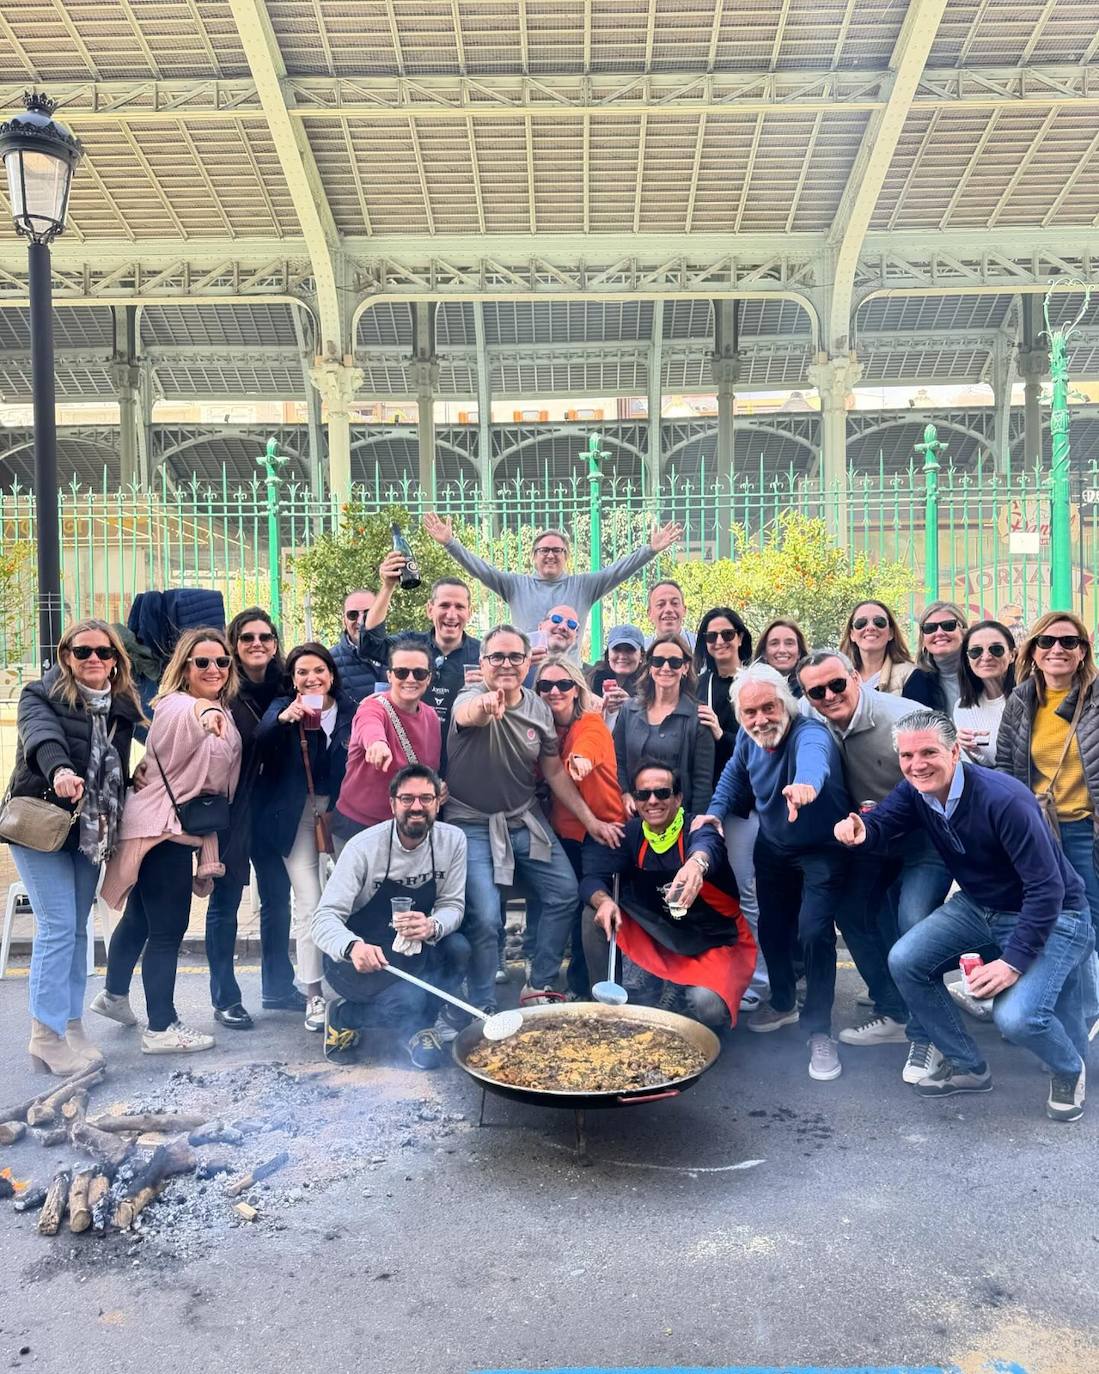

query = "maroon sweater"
[{"left": 335, "top": 692, "right": 441, "bottom": 827}]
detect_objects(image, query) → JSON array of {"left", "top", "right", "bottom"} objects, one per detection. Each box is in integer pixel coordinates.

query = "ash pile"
[{"left": 1, "top": 1059, "right": 469, "bottom": 1262}]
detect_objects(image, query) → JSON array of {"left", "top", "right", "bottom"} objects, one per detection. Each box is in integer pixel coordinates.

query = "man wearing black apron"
[{"left": 311, "top": 764, "right": 469, "bottom": 1068}]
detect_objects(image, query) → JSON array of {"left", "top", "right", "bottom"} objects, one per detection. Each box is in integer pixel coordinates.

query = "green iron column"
[
  {"left": 583, "top": 431, "right": 610, "bottom": 655},
  {"left": 915, "top": 422, "right": 946, "bottom": 604},
  {"left": 258, "top": 436, "right": 288, "bottom": 624},
  {"left": 1044, "top": 281, "right": 1092, "bottom": 610}
]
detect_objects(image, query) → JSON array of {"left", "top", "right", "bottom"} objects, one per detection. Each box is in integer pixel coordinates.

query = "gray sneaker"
[
  {"left": 902, "top": 1038, "right": 944, "bottom": 1085},
  {"left": 915, "top": 1060, "right": 992, "bottom": 1097},
  {"left": 746, "top": 1003, "right": 800, "bottom": 1034},
  {"left": 1046, "top": 1064, "right": 1085, "bottom": 1122},
  {"left": 807, "top": 1033, "right": 842, "bottom": 1081},
  {"left": 838, "top": 1014, "right": 908, "bottom": 1046}
]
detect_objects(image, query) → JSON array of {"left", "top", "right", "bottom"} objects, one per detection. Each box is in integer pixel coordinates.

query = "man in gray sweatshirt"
[
  {"left": 798, "top": 649, "right": 950, "bottom": 1080},
  {"left": 422, "top": 511, "right": 683, "bottom": 644},
  {"left": 311, "top": 763, "right": 468, "bottom": 1069}
]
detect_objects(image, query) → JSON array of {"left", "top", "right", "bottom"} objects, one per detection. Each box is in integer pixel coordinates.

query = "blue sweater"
[
  {"left": 707, "top": 715, "right": 851, "bottom": 851},
  {"left": 862, "top": 762, "right": 1086, "bottom": 973}
]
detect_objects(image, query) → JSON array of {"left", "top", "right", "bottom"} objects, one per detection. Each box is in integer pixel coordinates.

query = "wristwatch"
[
  {"left": 343, "top": 939, "right": 358, "bottom": 961},
  {"left": 687, "top": 852, "right": 709, "bottom": 875}
]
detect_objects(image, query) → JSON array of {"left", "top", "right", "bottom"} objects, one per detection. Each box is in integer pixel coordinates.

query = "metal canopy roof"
[{"left": 0, "top": 2, "right": 1095, "bottom": 417}]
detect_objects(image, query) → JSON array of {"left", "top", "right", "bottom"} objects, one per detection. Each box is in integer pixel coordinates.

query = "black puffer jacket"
[
  {"left": 220, "top": 660, "right": 286, "bottom": 882},
  {"left": 8, "top": 668, "right": 141, "bottom": 850},
  {"left": 996, "top": 675, "right": 1099, "bottom": 867}
]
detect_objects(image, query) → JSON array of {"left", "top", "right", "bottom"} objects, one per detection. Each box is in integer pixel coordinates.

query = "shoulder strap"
[
  {"left": 380, "top": 695, "right": 419, "bottom": 766},
  {"left": 1038, "top": 687, "right": 1087, "bottom": 797},
  {"left": 298, "top": 722, "right": 323, "bottom": 819},
  {"left": 150, "top": 745, "right": 183, "bottom": 825}
]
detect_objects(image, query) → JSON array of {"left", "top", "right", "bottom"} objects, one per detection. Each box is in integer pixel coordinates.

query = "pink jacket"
[
  {"left": 336, "top": 691, "right": 441, "bottom": 828},
  {"left": 101, "top": 691, "right": 241, "bottom": 909}
]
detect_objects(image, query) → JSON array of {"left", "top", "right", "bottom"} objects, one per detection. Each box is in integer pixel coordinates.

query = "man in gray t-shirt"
[
  {"left": 445, "top": 624, "right": 623, "bottom": 1010},
  {"left": 422, "top": 512, "right": 683, "bottom": 644}
]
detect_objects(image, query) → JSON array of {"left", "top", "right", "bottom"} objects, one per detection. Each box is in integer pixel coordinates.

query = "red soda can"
[
  {"left": 959, "top": 952, "right": 984, "bottom": 987},
  {"left": 859, "top": 800, "right": 877, "bottom": 814}
]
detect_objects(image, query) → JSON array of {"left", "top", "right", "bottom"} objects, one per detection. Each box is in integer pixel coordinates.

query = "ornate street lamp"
[{"left": 0, "top": 91, "right": 83, "bottom": 670}]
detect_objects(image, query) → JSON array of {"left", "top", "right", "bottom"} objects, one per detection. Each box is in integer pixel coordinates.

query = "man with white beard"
[{"left": 695, "top": 663, "right": 853, "bottom": 1081}]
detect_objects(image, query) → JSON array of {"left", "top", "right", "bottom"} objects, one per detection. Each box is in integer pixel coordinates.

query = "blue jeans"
[
  {"left": 458, "top": 821, "right": 579, "bottom": 1009},
  {"left": 888, "top": 890, "right": 1093, "bottom": 1076},
  {"left": 525, "top": 835, "right": 589, "bottom": 997},
  {"left": 205, "top": 839, "right": 294, "bottom": 1006},
  {"left": 11, "top": 844, "right": 101, "bottom": 1037},
  {"left": 1057, "top": 817, "right": 1099, "bottom": 1027},
  {"left": 323, "top": 954, "right": 431, "bottom": 1041}
]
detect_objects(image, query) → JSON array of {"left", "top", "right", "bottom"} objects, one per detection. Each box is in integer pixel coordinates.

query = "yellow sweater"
[{"left": 1031, "top": 688, "right": 1092, "bottom": 822}]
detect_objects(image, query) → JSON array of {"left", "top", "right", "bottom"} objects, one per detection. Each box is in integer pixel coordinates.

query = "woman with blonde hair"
[
  {"left": 94, "top": 628, "right": 242, "bottom": 1054},
  {"left": 997, "top": 610, "right": 1099, "bottom": 1033},
  {"left": 840, "top": 600, "right": 915, "bottom": 694},
  {"left": 903, "top": 601, "right": 968, "bottom": 713},
  {"left": 533, "top": 654, "right": 625, "bottom": 996},
  {"left": 3, "top": 619, "right": 143, "bottom": 1074}
]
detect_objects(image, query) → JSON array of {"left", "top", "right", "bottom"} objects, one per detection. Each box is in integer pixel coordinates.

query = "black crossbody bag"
[{"left": 151, "top": 747, "right": 230, "bottom": 836}]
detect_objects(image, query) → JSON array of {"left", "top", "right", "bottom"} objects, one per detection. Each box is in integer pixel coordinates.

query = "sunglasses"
[
  {"left": 852, "top": 615, "right": 889, "bottom": 631},
  {"left": 1035, "top": 634, "right": 1085, "bottom": 651},
  {"left": 547, "top": 614, "right": 579, "bottom": 631},
  {"left": 394, "top": 793, "right": 438, "bottom": 807},
  {"left": 390, "top": 666, "right": 430, "bottom": 681},
  {"left": 967, "top": 642, "right": 1007, "bottom": 660},
  {"left": 650, "top": 655, "right": 686, "bottom": 670},
  {"left": 633, "top": 787, "right": 674, "bottom": 801},
  {"left": 344, "top": 609, "right": 364, "bottom": 621},
  {"left": 534, "top": 545, "right": 567, "bottom": 557},
  {"left": 922, "top": 618, "right": 960, "bottom": 635},
  {"left": 238, "top": 631, "right": 276, "bottom": 645},
  {"left": 704, "top": 628, "right": 739, "bottom": 644},
  {"left": 70, "top": 645, "right": 116, "bottom": 661},
  {"left": 805, "top": 677, "right": 850, "bottom": 702},
  {"left": 535, "top": 678, "right": 576, "bottom": 694},
  {"left": 483, "top": 651, "right": 527, "bottom": 667},
  {"left": 190, "top": 656, "right": 231, "bottom": 670}
]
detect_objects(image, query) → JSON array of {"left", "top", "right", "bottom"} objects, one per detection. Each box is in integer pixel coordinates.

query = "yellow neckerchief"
[{"left": 641, "top": 806, "right": 685, "bottom": 854}]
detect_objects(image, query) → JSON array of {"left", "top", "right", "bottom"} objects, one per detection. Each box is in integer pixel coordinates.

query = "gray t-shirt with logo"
[{"left": 445, "top": 686, "right": 560, "bottom": 815}]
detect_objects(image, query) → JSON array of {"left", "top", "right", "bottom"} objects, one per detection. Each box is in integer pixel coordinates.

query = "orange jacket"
[{"left": 551, "top": 710, "right": 627, "bottom": 842}]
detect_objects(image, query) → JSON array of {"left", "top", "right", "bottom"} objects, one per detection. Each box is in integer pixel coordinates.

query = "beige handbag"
[{"left": 0, "top": 790, "right": 84, "bottom": 853}]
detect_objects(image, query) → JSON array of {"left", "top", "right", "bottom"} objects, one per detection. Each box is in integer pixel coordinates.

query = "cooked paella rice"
[{"left": 465, "top": 1013, "right": 706, "bottom": 1092}]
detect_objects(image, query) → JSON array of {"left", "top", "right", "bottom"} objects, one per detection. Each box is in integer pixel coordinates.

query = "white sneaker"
[
  {"left": 304, "top": 996, "right": 326, "bottom": 1033},
  {"left": 838, "top": 1015, "right": 908, "bottom": 1046},
  {"left": 808, "top": 1033, "right": 842, "bottom": 1081},
  {"left": 945, "top": 973, "right": 994, "bottom": 1022},
  {"left": 739, "top": 990, "right": 762, "bottom": 1014},
  {"left": 89, "top": 989, "right": 138, "bottom": 1027},
  {"left": 901, "top": 1038, "right": 943, "bottom": 1085},
  {"left": 142, "top": 1021, "right": 215, "bottom": 1054}
]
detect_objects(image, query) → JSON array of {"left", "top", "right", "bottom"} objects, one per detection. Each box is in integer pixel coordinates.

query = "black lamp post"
[{"left": 0, "top": 91, "right": 82, "bottom": 671}]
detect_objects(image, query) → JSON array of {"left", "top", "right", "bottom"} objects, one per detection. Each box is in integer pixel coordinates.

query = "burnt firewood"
[
  {"left": 0, "top": 1176, "right": 13, "bottom": 1200},
  {"left": 37, "top": 1169, "right": 72, "bottom": 1236},
  {"left": 30, "top": 1125, "right": 68, "bottom": 1148},
  {"left": 112, "top": 1136, "right": 197, "bottom": 1230},
  {"left": 224, "top": 1150, "right": 289, "bottom": 1198},
  {"left": 88, "top": 1112, "right": 206, "bottom": 1135},
  {"left": 70, "top": 1119, "right": 133, "bottom": 1170},
  {"left": 0, "top": 1121, "right": 27, "bottom": 1146},
  {"left": 188, "top": 1120, "right": 244, "bottom": 1147},
  {"left": 26, "top": 1067, "right": 104, "bottom": 1128},
  {"left": 13, "top": 1185, "right": 47, "bottom": 1214},
  {"left": 83, "top": 1172, "right": 111, "bottom": 1233},
  {"left": 67, "top": 1168, "right": 97, "bottom": 1234}
]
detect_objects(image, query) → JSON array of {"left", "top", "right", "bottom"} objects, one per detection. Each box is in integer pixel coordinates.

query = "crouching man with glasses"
[
  {"left": 835, "top": 710, "right": 1093, "bottom": 1121},
  {"left": 444, "top": 625, "right": 624, "bottom": 1012},
  {"left": 311, "top": 765, "right": 470, "bottom": 1070}
]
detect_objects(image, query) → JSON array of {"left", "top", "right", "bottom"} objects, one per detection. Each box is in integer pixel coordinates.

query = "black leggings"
[{"left": 106, "top": 840, "right": 195, "bottom": 1031}]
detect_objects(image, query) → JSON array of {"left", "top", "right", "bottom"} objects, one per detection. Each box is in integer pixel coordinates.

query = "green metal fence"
[{"left": 1, "top": 454, "right": 1096, "bottom": 678}]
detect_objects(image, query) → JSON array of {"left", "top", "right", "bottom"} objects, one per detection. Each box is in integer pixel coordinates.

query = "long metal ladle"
[
  {"left": 383, "top": 963, "right": 523, "bottom": 1040},
  {"left": 591, "top": 876, "right": 628, "bottom": 1006}
]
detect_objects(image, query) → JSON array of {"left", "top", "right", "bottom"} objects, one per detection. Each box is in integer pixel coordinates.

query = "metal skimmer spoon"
[
  {"left": 383, "top": 964, "right": 523, "bottom": 1040},
  {"left": 591, "top": 878, "right": 628, "bottom": 1006}
]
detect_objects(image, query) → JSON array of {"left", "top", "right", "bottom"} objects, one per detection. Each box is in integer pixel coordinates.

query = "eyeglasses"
[
  {"left": 967, "top": 642, "right": 1007, "bottom": 660},
  {"left": 921, "top": 618, "right": 960, "bottom": 635},
  {"left": 534, "top": 545, "right": 567, "bottom": 557},
  {"left": 483, "top": 651, "right": 527, "bottom": 667},
  {"left": 852, "top": 615, "right": 889, "bottom": 631},
  {"left": 805, "top": 677, "right": 850, "bottom": 702},
  {"left": 704, "top": 628, "right": 739, "bottom": 645},
  {"left": 547, "top": 614, "right": 579, "bottom": 631},
  {"left": 1035, "top": 634, "right": 1085, "bottom": 651},
  {"left": 633, "top": 787, "right": 674, "bottom": 801},
  {"left": 535, "top": 678, "right": 576, "bottom": 694},
  {"left": 390, "top": 666, "right": 431, "bottom": 681},
  {"left": 238, "top": 631, "right": 276, "bottom": 645},
  {"left": 394, "top": 793, "right": 438, "bottom": 808},
  {"left": 70, "top": 645, "right": 116, "bottom": 661},
  {"left": 189, "top": 656, "right": 231, "bottom": 670},
  {"left": 650, "top": 655, "right": 686, "bottom": 670}
]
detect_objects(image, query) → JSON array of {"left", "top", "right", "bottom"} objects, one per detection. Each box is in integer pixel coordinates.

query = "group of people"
[{"left": 5, "top": 518, "right": 1096, "bottom": 1123}]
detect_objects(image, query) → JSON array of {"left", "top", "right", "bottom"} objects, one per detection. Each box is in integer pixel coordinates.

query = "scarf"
[
  {"left": 77, "top": 683, "right": 124, "bottom": 864},
  {"left": 641, "top": 806, "right": 685, "bottom": 854}
]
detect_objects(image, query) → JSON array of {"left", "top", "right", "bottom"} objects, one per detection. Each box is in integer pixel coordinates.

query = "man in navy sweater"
[
  {"left": 698, "top": 662, "right": 852, "bottom": 1081},
  {"left": 835, "top": 709, "right": 1092, "bottom": 1121}
]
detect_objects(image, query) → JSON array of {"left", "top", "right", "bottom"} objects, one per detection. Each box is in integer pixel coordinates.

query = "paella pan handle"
[
  {"left": 519, "top": 989, "right": 567, "bottom": 1005},
  {"left": 617, "top": 1089, "right": 681, "bottom": 1105}
]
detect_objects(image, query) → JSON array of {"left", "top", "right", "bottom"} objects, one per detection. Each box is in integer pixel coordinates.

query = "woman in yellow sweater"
[{"left": 997, "top": 611, "right": 1099, "bottom": 1032}]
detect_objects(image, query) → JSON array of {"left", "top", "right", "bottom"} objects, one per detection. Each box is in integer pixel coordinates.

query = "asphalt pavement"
[{"left": 0, "top": 958, "right": 1096, "bottom": 1374}]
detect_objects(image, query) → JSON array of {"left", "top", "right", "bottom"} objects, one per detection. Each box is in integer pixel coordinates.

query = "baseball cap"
[{"left": 606, "top": 625, "right": 645, "bottom": 651}]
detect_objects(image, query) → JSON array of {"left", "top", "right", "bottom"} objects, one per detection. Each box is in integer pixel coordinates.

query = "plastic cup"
[
  {"left": 463, "top": 663, "right": 483, "bottom": 688},
  {"left": 302, "top": 693, "right": 324, "bottom": 730},
  {"left": 390, "top": 896, "right": 414, "bottom": 932}
]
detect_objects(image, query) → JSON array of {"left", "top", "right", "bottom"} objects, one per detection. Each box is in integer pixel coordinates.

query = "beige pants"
[{"left": 284, "top": 797, "right": 328, "bottom": 987}]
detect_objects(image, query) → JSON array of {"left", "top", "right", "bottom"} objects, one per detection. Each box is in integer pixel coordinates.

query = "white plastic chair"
[{"left": 0, "top": 879, "right": 112, "bottom": 979}]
